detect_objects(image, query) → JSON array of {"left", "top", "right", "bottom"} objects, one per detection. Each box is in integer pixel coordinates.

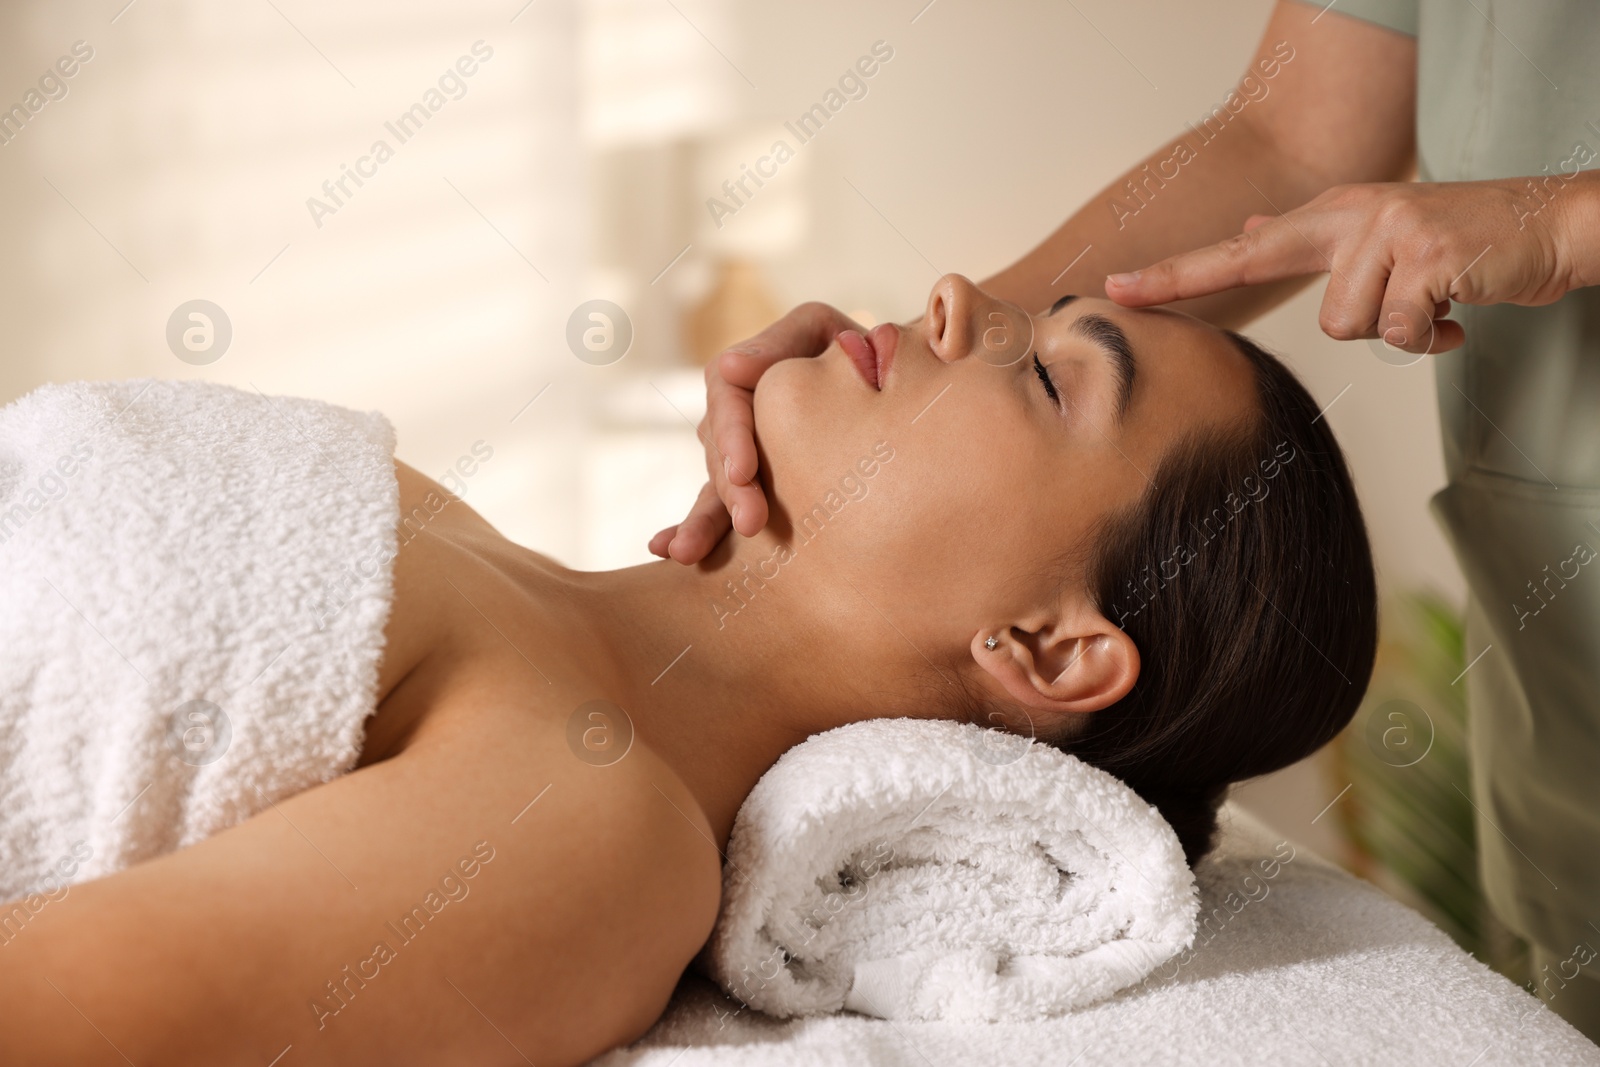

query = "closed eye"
[{"left": 1032, "top": 352, "right": 1059, "bottom": 405}]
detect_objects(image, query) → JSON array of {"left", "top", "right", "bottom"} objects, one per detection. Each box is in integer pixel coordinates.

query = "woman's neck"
[{"left": 538, "top": 531, "right": 917, "bottom": 849}]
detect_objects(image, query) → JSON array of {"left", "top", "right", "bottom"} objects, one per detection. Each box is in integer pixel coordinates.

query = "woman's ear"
[{"left": 970, "top": 611, "right": 1139, "bottom": 719}]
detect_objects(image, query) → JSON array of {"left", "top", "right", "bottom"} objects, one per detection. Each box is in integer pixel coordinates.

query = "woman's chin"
[
  {"left": 752, "top": 360, "right": 829, "bottom": 475},
  {"left": 752, "top": 352, "right": 902, "bottom": 541}
]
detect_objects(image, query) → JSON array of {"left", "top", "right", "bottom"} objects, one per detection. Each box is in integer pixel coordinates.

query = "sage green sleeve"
[{"left": 1292, "top": 0, "right": 1418, "bottom": 36}]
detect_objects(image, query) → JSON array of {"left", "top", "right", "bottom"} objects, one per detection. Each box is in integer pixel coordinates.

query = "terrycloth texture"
[
  {"left": 597, "top": 804, "right": 1600, "bottom": 1066},
  {"left": 0, "top": 378, "right": 399, "bottom": 900},
  {"left": 702, "top": 718, "right": 1200, "bottom": 1022}
]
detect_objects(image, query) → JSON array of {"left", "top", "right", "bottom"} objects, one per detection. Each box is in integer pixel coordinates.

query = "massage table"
[{"left": 592, "top": 802, "right": 1599, "bottom": 1065}]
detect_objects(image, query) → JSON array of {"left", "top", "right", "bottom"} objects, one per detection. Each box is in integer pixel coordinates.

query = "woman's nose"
[
  {"left": 924, "top": 273, "right": 1033, "bottom": 367},
  {"left": 925, "top": 274, "right": 978, "bottom": 363}
]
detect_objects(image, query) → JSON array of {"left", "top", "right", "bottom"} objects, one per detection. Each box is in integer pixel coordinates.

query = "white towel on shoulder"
[
  {"left": 0, "top": 379, "right": 399, "bottom": 902},
  {"left": 703, "top": 718, "right": 1199, "bottom": 1022}
]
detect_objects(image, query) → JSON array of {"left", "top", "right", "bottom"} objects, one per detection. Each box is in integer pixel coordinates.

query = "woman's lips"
[
  {"left": 869, "top": 323, "right": 899, "bottom": 388},
  {"left": 837, "top": 324, "right": 899, "bottom": 390}
]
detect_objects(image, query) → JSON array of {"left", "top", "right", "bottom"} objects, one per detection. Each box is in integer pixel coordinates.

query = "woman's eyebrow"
[
  {"left": 1071, "top": 313, "right": 1138, "bottom": 424},
  {"left": 1046, "top": 294, "right": 1078, "bottom": 316}
]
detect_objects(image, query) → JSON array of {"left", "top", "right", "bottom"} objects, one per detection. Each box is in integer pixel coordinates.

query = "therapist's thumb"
[{"left": 718, "top": 301, "right": 861, "bottom": 389}]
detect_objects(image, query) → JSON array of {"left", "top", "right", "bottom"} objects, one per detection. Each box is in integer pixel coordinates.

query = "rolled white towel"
[{"left": 703, "top": 718, "right": 1200, "bottom": 1022}]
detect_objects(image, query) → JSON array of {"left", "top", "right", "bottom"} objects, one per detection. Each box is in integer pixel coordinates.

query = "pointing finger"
[{"left": 1105, "top": 212, "right": 1334, "bottom": 306}]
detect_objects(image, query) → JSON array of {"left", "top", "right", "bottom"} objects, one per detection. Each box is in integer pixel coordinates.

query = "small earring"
[{"left": 984, "top": 636, "right": 999, "bottom": 650}]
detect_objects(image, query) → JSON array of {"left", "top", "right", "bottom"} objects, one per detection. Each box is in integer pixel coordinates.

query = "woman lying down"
[{"left": 0, "top": 274, "right": 1376, "bottom": 1065}]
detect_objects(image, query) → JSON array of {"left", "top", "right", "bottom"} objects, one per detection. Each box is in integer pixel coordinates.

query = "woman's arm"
[{"left": 0, "top": 701, "right": 720, "bottom": 1066}]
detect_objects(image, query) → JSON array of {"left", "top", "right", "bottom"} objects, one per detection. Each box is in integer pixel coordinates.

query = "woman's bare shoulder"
[
  {"left": 368, "top": 458, "right": 558, "bottom": 752},
  {"left": 393, "top": 459, "right": 497, "bottom": 534}
]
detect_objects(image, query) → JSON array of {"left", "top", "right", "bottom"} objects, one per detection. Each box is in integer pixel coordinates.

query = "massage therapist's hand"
[
  {"left": 649, "top": 301, "right": 864, "bottom": 564},
  {"left": 1105, "top": 178, "right": 1600, "bottom": 354}
]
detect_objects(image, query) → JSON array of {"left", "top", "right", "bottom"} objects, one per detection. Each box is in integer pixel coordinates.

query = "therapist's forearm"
[
  {"left": 980, "top": 0, "right": 1420, "bottom": 328},
  {"left": 979, "top": 116, "right": 1328, "bottom": 329}
]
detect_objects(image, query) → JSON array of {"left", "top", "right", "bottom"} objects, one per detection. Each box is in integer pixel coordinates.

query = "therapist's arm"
[
  {"left": 652, "top": 0, "right": 1417, "bottom": 563},
  {"left": 980, "top": 0, "right": 1416, "bottom": 327}
]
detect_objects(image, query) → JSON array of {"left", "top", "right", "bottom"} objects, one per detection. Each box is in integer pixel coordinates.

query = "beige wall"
[
  {"left": 0, "top": 0, "right": 593, "bottom": 558},
  {"left": 0, "top": 0, "right": 1464, "bottom": 600},
  {"left": 0, "top": 0, "right": 1459, "bottom": 854}
]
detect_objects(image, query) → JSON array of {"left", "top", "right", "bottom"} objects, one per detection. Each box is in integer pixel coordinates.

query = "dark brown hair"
[{"left": 975, "top": 332, "right": 1378, "bottom": 866}]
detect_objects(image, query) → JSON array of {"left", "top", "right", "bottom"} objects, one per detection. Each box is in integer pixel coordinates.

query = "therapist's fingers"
[
  {"left": 1317, "top": 238, "right": 1461, "bottom": 344},
  {"left": 1313, "top": 244, "right": 1465, "bottom": 354},
  {"left": 708, "top": 303, "right": 861, "bottom": 494},
  {"left": 657, "top": 394, "right": 766, "bottom": 564},
  {"left": 1316, "top": 251, "right": 1394, "bottom": 341},
  {"left": 699, "top": 367, "right": 771, "bottom": 534},
  {"left": 705, "top": 371, "right": 761, "bottom": 491},
  {"left": 717, "top": 343, "right": 793, "bottom": 394},
  {"left": 710, "top": 426, "right": 770, "bottom": 535},
  {"left": 1375, "top": 273, "right": 1466, "bottom": 354},
  {"left": 650, "top": 481, "right": 732, "bottom": 563},
  {"left": 647, "top": 524, "right": 679, "bottom": 559},
  {"left": 1104, "top": 212, "right": 1332, "bottom": 306},
  {"left": 719, "top": 302, "right": 863, "bottom": 389},
  {"left": 655, "top": 301, "right": 863, "bottom": 564}
]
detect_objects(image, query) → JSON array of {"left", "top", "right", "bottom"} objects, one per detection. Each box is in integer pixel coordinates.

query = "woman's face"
[{"left": 752, "top": 273, "right": 1258, "bottom": 650}]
